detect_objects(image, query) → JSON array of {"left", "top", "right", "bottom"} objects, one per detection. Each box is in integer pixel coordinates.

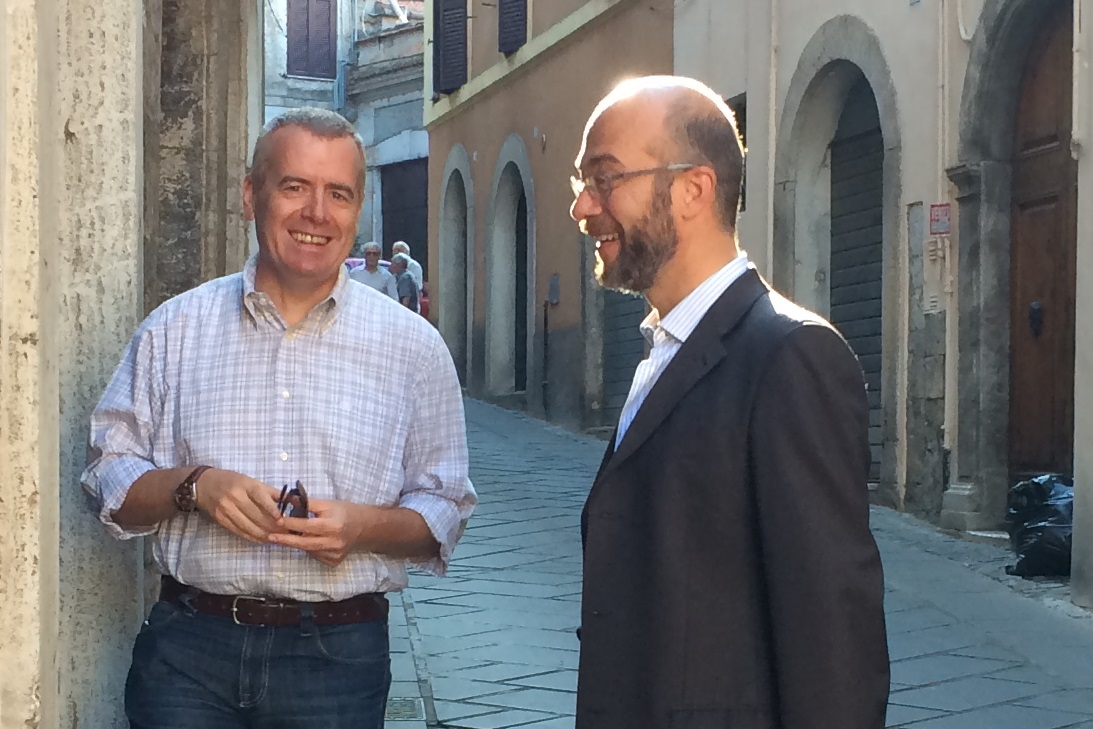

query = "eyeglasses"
[
  {"left": 278, "top": 480, "right": 310, "bottom": 519},
  {"left": 570, "top": 163, "right": 696, "bottom": 203},
  {"left": 364, "top": 251, "right": 381, "bottom": 256}
]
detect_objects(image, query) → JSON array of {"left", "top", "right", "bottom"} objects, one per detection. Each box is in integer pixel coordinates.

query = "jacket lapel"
[{"left": 599, "top": 269, "right": 770, "bottom": 478}]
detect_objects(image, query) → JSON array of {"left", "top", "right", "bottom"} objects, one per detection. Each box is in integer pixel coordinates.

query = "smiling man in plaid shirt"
[{"left": 81, "top": 108, "right": 476, "bottom": 729}]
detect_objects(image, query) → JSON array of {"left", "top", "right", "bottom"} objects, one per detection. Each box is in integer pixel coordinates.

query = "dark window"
[
  {"left": 287, "top": 0, "right": 337, "bottom": 79},
  {"left": 498, "top": 0, "right": 527, "bottom": 55},
  {"left": 727, "top": 94, "right": 747, "bottom": 212},
  {"left": 433, "top": 0, "right": 468, "bottom": 95}
]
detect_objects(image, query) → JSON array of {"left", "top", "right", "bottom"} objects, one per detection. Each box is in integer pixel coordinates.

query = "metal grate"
[{"left": 385, "top": 697, "right": 425, "bottom": 720}]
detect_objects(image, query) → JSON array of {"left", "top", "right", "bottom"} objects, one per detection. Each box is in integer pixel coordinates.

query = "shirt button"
[
  {"left": 280, "top": 452, "right": 289, "bottom": 461},
  {"left": 282, "top": 390, "right": 290, "bottom": 400}
]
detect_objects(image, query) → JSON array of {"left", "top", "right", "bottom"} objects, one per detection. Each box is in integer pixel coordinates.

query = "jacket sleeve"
[{"left": 750, "top": 323, "right": 890, "bottom": 729}]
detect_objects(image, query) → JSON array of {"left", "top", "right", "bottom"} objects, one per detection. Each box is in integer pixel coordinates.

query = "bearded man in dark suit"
[{"left": 568, "top": 75, "right": 890, "bottom": 729}]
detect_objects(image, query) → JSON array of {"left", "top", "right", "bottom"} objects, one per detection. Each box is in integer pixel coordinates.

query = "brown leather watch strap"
[
  {"left": 175, "top": 465, "right": 212, "bottom": 513},
  {"left": 185, "top": 465, "right": 212, "bottom": 487}
]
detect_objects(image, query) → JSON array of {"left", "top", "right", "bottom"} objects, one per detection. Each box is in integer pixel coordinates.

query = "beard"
[{"left": 595, "top": 182, "right": 678, "bottom": 295}]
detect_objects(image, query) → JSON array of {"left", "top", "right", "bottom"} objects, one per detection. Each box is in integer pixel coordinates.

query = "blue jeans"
[{"left": 126, "top": 600, "right": 392, "bottom": 728}]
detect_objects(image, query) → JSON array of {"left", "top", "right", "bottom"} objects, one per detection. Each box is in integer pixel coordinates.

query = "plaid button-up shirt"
[{"left": 81, "top": 256, "right": 476, "bottom": 601}]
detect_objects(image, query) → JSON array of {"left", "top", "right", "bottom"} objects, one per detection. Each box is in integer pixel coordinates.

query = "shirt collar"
[
  {"left": 642, "top": 252, "right": 751, "bottom": 346},
  {"left": 241, "top": 254, "right": 350, "bottom": 330}
]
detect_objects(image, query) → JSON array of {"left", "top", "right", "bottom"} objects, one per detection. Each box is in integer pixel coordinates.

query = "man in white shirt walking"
[{"left": 349, "top": 240, "right": 398, "bottom": 299}]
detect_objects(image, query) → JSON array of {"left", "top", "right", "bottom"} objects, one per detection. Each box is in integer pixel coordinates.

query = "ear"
[
  {"left": 674, "top": 166, "right": 717, "bottom": 223},
  {"left": 243, "top": 175, "right": 256, "bottom": 222}
]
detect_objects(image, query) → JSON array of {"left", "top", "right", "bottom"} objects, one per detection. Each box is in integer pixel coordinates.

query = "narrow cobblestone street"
[{"left": 385, "top": 400, "right": 1093, "bottom": 728}]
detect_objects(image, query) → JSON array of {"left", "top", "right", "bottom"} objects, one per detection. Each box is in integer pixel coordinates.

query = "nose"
[
  {"left": 569, "top": 188, "right": 600, "bottom": 223},
  {"left": 302, "top": 189, "right": 329, "bottom": 223}
]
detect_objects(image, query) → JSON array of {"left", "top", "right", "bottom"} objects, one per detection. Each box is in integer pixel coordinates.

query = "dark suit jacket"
[{"left": 576, "top": 270, "right": 889, "bottom": 729}]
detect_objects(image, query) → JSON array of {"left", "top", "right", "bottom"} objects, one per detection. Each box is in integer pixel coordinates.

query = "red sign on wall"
[{"left": 930, "top": 203, "right": 952, "bottom": 236}]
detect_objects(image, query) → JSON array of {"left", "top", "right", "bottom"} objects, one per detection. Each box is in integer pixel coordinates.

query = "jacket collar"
[{"left": 596, "top": 269, "right": 770, "bottom": 480}]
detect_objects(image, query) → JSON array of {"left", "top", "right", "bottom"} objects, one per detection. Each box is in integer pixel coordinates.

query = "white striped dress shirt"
[
  {"left": 81, "top": 255, "right": 476, "bottom": 601},
  {"left": 615, "top": 253, "right": 752, "bottom": 448}
]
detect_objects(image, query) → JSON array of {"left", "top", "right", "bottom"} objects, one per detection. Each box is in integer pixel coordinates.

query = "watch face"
[{"left": 175, "top": 482, "right": 197, "bottom": 513}]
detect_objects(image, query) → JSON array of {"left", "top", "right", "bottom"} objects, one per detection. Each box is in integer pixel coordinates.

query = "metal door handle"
[{"left": 1029, "top": 301, "right": 1044, "bottom": 338}]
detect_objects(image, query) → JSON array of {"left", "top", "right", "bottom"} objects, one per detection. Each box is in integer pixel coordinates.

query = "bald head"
[{"left": 579, "top": 76, "right": 745, "bottom": 230}]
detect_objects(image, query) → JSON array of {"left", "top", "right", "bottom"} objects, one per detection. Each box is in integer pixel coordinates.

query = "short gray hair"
[
  {"left": 391, "top": 252, "right": 412, "bottom": 267},
  {"left": 392, "top": 240, "right": 411, "bottom": 254},
  {"left": 250, "top": 108, "right": 367, "bottom": 193},
  {"left": 362, "top": 240, "right": 382, "bottom": 253}
]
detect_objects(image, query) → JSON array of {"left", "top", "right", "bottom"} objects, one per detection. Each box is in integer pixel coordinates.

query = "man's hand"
[
  {"left": 195, "top": 469, "right": 285, "bottom": 544},
  {"left": 268, "top": 499, "right": 440, "bottom": 566},
  {"left": 268, "top": 498, "right": 365, "bottom": 567}
]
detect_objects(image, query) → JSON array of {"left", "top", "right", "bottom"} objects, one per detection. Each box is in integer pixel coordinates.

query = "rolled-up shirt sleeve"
[
  {"left": 400, "top": 335, "right": 477, "bottom": 575},
  {"left": 81, "top": 317, "right": 166, "bottom": 540}
]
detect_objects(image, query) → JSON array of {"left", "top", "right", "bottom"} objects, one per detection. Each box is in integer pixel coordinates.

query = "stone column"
[
  {"left": 2, "top": 0, "right": 144, "bottom": 726},
  {"left": 148, "top": 0, "right": 261, "bottom": 311},
  {"left": 2, "top": 0, "right": 262, "bottom": 725},
  {"left": 0, "top": 4, "right": 62, "bottom": 727},
  {"left": 1075, "top": 231, "right": 1093, "bottom": 608}
]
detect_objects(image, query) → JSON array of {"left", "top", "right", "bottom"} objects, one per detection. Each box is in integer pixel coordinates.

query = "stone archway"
[
  {"left": 944, "top": 0, "right": 1075, "bottom": 531},
  {"left": 438, "top": 145, "right": 473, "bottom": 386},
  {"left": 773, "top": 15, "right": 904, "bottom": 505},
  {"left": 484, "top": 135, "right": 537, "bottom": 402}
]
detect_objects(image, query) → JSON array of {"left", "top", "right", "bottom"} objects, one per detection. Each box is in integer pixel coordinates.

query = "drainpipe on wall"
[
  {"left": 940, "top": 0, "right": 959, "bottom": 462},
  {"left": 765, "top": 0, "right": 779, "bottom": 263},
  {"left": 939, "top": 0, "right": 948, "bottom": 205},
  {"left": 1072, "top": 0, "right": 1084, "bottom": 161},
  {"left": 389, "top": 0, "right": 408, "bottom": 24}
]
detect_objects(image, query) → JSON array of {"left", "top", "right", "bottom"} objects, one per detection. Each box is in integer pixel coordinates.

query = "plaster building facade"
[
  {"left": 426, "top": 0, "right": 673, "bottom": 424},
  {"left": 1, "top": 0, "right": 262, "bottom": 725},
  {"left": 351, "top": 1, "right": 430, "bottom": 268},
  {"left": 675, "top": 0, "right": 1093, "bottom": 606}
]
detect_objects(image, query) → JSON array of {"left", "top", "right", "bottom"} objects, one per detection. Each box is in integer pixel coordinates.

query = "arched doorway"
[
  {"left": 773, "top": 19, "right": 902, "bottom": 499},
  {"left": 514, "top": 188, "right": 528, "bottom": 393},
  {"left": 829, "top": 75, "right": 885, "bottom": 482},
  {"left": 486, "top": 160, "right": 534, "bottom": 397},
  {"left": 439, "top": 168, "right": 470, "bottom": 385},
  {"left": 946, "top": 0, "right": 1076, "bottom": 529}
]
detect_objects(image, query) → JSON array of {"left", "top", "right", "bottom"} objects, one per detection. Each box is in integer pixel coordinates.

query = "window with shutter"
[
  {"left": 433, "top": 0, "right": 468, "bottom": 95},
  {"left": 287, "top": 0, "right": 338, "bottom": 79},
  {"left": 498, "top": 0, "right": 527, "bottom": 55}
]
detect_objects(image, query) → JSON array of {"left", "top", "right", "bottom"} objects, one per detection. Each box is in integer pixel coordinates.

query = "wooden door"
[{"left": 1009, "top": 7, "right": 1077, "bottom": 480}]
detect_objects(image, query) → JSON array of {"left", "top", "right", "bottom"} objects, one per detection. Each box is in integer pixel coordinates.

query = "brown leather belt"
[{"left": 160, "top": 575, "right": 388, "bottom": 627}]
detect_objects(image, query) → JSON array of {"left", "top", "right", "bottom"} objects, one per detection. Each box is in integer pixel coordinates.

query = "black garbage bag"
[{"left": 1005, "top": 474, "right": 1074, "bottom": 578}]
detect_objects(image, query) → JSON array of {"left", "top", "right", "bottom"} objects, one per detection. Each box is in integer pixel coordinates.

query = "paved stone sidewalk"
[{"left": 385, "top": 399, "right": 1093, "bottom": 728}]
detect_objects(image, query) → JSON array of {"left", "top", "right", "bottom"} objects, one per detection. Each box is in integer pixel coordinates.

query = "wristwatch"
[{"left": 174, "top": 466, "right": 212, "bottom": 513}]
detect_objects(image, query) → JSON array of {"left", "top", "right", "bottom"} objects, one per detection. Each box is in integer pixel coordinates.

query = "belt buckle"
[{"left": 231, "top": 595, "right": 268, "bottom": 626}]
